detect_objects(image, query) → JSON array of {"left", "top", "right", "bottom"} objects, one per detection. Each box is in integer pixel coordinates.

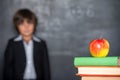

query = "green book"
[{"left": 74, "top": 56, "right": 120, "bottom": 66}]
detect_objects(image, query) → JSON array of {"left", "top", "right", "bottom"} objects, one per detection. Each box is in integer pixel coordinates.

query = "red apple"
[{"left": 89, "top": 38, "right": 110, "bottom": 57}]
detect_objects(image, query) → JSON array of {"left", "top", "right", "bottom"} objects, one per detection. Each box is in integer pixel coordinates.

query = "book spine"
[{"left": 74, "top": 57, "right": 118, "bottom": 66}]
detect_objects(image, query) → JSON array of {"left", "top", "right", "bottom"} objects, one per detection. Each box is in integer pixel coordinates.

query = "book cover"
[
  {"left": 76, "top": 66, "right": 120, "bottom": 76},
  {"left": 82, "top": 76, "right": 120, "bottom": 80},
  {"left": 74, "top": 56, "right": 120, "bottom": 66}
]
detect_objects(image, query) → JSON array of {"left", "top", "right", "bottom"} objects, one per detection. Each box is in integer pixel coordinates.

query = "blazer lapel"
[
  {"left": 33, "top": 40, "right": 43, "bottom": 61},
  {"left": 16, "top": 41, "right": 26, "bottom": 70},
  {"left": 33, "top": 41, "right": 39, "bottom": 76},
  {"left": 19, "top": 41, "right": 26, "bottom": 63}
]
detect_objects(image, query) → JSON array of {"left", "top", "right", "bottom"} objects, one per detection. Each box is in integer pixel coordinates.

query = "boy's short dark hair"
[{"left": 13, "top": 9, "right": 38, "bottom": 33}]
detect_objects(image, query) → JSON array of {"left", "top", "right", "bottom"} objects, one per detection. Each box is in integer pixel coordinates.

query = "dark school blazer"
[{"left": 3, "top": 36, "right": 51, "bottom": 80}]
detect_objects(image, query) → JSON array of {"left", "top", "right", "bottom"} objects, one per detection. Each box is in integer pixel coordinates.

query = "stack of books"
[{"left": 74, "top": 56, "right": 120, "bottom": 80}]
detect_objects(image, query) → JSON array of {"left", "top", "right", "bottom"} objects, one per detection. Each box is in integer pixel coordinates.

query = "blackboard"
[{"left": 1, "top": 0, "right": 120, "bottom": 80}]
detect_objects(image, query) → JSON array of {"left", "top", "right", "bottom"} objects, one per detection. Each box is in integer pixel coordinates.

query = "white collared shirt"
[
  {"left": 14, "top": 35, "right": 41, "bottom": 79},
  {"left": 23, "top": 40, "right": 36, "bottom": 79}
]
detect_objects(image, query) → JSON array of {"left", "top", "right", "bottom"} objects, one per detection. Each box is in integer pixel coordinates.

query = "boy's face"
[{"left": 18, "top": 19, "right": 35, "bottom": 37}]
